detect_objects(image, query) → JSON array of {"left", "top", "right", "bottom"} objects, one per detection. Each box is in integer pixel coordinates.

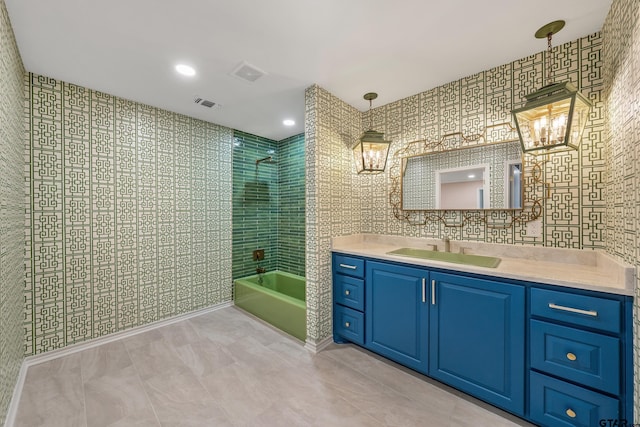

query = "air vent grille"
[
  {"left": 194, "top": 97, "right": 216, "bottom": 108},
  {"left": 231, "top": 61, "right": 266, "bottom": 82}
]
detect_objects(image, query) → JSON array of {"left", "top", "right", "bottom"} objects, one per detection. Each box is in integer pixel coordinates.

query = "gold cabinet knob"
[
  {"left": 566, "top": 409, "right": 576, "bottom": 418},
  {"left": 345, "top": 322, "right": 350, "bottom": 328},
  {"left": 345, "top": 290, "right": 350, "bottom": 296},
  {"left": 566, "top": 352, "right": 577, "bottom": 361}
]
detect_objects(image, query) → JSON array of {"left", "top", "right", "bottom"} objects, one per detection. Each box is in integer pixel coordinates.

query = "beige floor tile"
[
  {"left": 156, "top": 320, "right": 202, "bottom": 347},
  {"left": 127, "top": 338, "right": 191, "bottom": 380},
  {"left": 84, "top": 366, "right": 159, "bottom": 427},
  {"left": 141, "top": 369, "right": 233, "bottom": 426},
  {"left": 173, "top": 339, "right": 235, "bottom": 377},
  {"left": 121, "top": 329, "right": 164, "bottom": 351},
  {"left": 81, "top": 340, "right": 133, "bottom": 382},
  {"left": 14, "top": 355, "right": 86, "bottom": 427},
  {"left": 14, "top": 306, "right": 533, "bottom": 427},
  {"left": 449, "top": 396, "right": 534, "bottom": 427}
]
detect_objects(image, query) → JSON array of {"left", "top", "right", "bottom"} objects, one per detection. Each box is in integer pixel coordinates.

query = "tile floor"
[{"left": 14, "top": 306, "right": 534, "bottom": 426}]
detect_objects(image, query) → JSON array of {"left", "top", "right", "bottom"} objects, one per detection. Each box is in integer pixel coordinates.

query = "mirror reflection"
[{"left": 401, "top": 141, "right": 523, "bottom": 210}]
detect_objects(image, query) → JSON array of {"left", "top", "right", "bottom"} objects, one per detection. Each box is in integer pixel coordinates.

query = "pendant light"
[
  {"left": 512, "top": 20, "right": 592, "bottom": 154},
  {"left": 353, "top": 92, "right": 391, "bottom": 174}
]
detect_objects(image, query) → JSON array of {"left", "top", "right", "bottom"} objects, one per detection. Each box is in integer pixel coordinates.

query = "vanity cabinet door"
[
  {"left": 429, "top": 272, "right": 525, "bottom": 416},
  {"left": 365, "top": 261, "right": 429, "bottom": 374}
]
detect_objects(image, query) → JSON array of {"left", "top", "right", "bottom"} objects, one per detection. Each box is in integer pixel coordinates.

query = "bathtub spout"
[{"left": 256, "top": 266, "right": 266, "bottom": 284}]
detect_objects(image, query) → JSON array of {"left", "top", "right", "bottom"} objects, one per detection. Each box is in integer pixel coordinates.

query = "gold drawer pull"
[
  {"left": 566, "top": 408, "right": 576, "bottom": 418},
  {"left": 345, "top": 322, "right": 350, "bottom": 328},
  {"left": 566, "top": 352, "right": 577, "bottom": 361},
  {"left": 345, "top": 290, "right": 350, "bottom": 296}
]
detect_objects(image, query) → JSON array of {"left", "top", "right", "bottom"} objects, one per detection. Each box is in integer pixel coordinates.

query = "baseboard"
[
  {"left": 4, "top": 358, "right": 29, "bottom": 427},
  {"left": 304, "top": 336, "right": 333, "bottom": 353},
  {"left": 22, "top": 300, "right": 233, "bottom": 368}
]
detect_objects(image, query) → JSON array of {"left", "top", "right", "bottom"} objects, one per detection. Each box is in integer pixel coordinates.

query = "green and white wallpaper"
[
  {"left": 24, "top": 74, "right": 234, "bottom": 355},
  {"left": 0, "top": 0, "right": 26, "bottom": 423},
  {"left": 361, "top": 32, "right": 605, "bottom": 246},
  {"left": 305, "top": 85, "right": 363, "bottom": 343},
  {"left": 602, "top": 0, "right": 640, "bottom": 419}
]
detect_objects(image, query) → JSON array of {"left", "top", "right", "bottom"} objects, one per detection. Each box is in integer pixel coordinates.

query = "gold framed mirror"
[{"left": 389, "top": 123, "right": 549, "bottom": 228}]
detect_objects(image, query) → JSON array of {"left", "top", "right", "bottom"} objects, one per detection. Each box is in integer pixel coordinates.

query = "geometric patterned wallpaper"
[
  {"left": 25, "top": 73, "right": 233, "bottom": 355},
  {"left": 232, "top": 131, "right": 305, "bottom": 280},
  {"left": 304, "top": 85, "right": 363, "bottom": 343},
  {"left": 361, "top": 32, "right": 605, "bottom": 248},
  {"left": 602, "top": 0, "right": 640, "bottom": 420},
  {"left": 0, "top": 0, "right": 26, "bottom": 423},
  {"left": 306, "top": 32, "right": 606, "bottom": 343}
]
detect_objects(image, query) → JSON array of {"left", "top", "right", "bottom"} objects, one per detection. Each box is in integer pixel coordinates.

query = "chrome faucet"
[{"left": 442, "top": 235, "right": 451, "bottom": 253}]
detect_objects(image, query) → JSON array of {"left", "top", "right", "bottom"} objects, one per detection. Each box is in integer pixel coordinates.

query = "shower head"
[{"left": 256, "top": 156, "right": 276, "bottom": 165}]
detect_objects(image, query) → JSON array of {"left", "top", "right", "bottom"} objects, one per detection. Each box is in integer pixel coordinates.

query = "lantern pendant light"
[
  {"left": 353, "top": 92, "right": 391, "bottom": 174},
  {"left": 512, "top": 20, "right": 592, "bottom": 154}
]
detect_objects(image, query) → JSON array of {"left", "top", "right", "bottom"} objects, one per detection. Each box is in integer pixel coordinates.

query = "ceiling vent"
[
  {"left": 231, "top": 61, "right": 266, "bottom": 82},
  {"left": 194, "top": 97, "right": 216, "bottom": 108}
]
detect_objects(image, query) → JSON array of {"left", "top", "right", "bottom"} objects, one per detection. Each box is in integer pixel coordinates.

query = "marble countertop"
[{"left": 332, "top": 234, "right": 635, "bottom": 296}]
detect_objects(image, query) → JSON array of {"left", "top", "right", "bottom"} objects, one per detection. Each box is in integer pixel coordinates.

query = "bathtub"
[{"left": 234, "top": 270, "right": 306, "bottom": 341}]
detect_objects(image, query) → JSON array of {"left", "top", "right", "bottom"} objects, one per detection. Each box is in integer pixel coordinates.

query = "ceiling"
[{"left": 5, "top": 0, "right": 612, "bottom": 141}]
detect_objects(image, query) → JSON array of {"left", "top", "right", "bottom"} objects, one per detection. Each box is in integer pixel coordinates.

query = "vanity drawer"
[
  {"left": 334, "top": 305, "right": 365, "bottom": 345},
  {"left": 530, "top": 288, "right": 621, "bottom": 334},
  {"left": 530, "top": 371, "right": 619, "bottom": 427},
  {"left": 530, "top": 320, "right": 620, "bottom": 395},
  {"left": 334, "top": 274, "right": 364, "bottom": 311},
  {"left": 334, "top": 254, "right": 365, "bottom": 278}
]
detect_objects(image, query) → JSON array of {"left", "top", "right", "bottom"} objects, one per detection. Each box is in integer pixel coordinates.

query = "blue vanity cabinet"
[
  {"left": 428, "top": 271, "right": 526, "bottom": 416},
  {"left": 528, "top": 287, "right": 632, "bottom": 426},
  {"left": 364, "top": 261, "right": 429, "bottom": 374},
  {"left": 333, "top": 254, "right": 366, "bottom": 345},
  {"left": 331, "top": 251, "right": 634, "bottom": 426}
]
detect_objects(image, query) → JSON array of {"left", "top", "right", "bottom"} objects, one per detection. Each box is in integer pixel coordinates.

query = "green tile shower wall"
[
  {"left": 277, "top": 133, "right": 305, "bottom": 277},
  {"left": 232, "top": 131, "right": 305, "bottom": 279},
  {"left": 0, "top": 0, "right": 27, "bottom": 423},
  {"left": 25, "top": 73, "right": 234, "bottom": 355},
  {"left": 233, "top": 131, "right": 279, "bottom": 279},
  {"left": 602, "top": 0, "right": 640, "bottom": 420}
]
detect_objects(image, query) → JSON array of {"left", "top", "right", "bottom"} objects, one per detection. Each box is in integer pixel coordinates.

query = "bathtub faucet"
[{"left": 256, "top": 266, "right": 266, "bottom": 274}]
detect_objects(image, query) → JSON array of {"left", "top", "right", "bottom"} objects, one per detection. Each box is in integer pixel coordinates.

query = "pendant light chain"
[
  {"left": 368, "top": 98, "right": 373, "bottom": 130},
  {"left": 546, "top": 32, "right": 553, "bottom": 85}
]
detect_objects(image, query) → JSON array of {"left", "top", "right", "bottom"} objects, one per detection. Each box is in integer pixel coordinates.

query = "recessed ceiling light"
[
  {"left": 283, "top": 119, "right": 295, "bottom": 126},
  {"left": 175, "top": 64, "right": 196, "bottom": 77}
]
